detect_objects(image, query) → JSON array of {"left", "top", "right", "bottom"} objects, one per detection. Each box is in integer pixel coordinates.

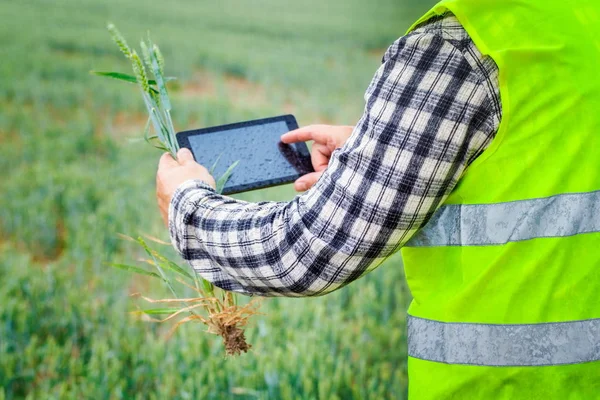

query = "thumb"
[
  {"left": 294, "top": 171, "right": 324, "bottom": 192},
  {"left": 177, "top": 148, "right": 195, "bottom": 164}
]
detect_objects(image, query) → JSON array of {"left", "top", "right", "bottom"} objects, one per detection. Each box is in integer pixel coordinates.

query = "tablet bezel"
[{"left": 176, "top": 114, "right": 313, "bottom": 195}]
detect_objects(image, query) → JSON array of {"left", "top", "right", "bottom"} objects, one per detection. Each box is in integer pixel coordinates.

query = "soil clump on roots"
[{"left": 137, "top": 292, "right": 259, "bottom": 356}]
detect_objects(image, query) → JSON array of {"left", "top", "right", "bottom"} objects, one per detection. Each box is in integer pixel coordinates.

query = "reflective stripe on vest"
[
  {"left": 407, "top": 190, "right": 600, "bottom": 247},
  {"left": 408, "top": 316, "right": 600, "bottom": 366},
  {"left": 406, "top": 190, "right": 600, "bottom": 366}
]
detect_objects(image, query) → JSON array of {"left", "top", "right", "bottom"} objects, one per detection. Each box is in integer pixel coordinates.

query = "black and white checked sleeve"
[{"left": 168, "top": 14, "right": 501, "bottom": 297}]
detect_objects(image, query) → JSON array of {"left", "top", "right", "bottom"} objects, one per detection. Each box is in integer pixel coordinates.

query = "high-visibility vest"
[{"left": 401, "top": 1, "right": 600, "bottom": 398}]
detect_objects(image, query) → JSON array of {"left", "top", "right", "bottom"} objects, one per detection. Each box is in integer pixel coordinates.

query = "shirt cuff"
[{"left": 168, "top": 179, "right": 216, "bottom": 258}]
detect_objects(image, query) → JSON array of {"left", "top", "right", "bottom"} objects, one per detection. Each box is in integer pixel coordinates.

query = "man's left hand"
[{"left": 156, "top": 148, "right": 216, "bottom": 226}]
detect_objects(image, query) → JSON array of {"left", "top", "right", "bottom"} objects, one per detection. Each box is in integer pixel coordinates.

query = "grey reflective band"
[
  {"left": 408, "top": 316, "right": 600, "bottom": 366},
  {"left": 406, "top": 190, "right": 600, "bottom": 247}
]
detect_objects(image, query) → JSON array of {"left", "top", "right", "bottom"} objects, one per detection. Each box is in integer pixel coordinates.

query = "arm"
[{"left": 162, "top": 16, "right": 501, "bottom": 297}]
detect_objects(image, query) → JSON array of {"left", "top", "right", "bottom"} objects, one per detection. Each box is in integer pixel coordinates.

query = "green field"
[{"left": 0, "top": 1, "right": 435, "bottom": 398}]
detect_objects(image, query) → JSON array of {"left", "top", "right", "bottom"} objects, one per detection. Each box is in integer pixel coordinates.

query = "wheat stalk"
[{"left": 96, "top": 24, "right": 255, "bottom": 356}]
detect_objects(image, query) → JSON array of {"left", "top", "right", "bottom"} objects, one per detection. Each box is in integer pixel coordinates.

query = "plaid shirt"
[{"left": 169, "top": 14, "right": 502, "bottom": 296}]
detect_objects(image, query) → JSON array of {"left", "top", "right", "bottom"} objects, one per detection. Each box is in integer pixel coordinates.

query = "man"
[{"left": 157, "top": 0, "right": 600, "bottom": 398}]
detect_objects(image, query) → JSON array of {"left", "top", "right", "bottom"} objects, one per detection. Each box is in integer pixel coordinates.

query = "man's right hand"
[{"left": 281, "top": 124, "right": 354, "bottom": 192}]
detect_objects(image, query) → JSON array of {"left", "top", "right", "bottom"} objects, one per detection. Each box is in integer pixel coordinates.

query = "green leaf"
[
  {"left": 216, "top": 161, "right": 240, "bottom": 194},
  {"left": 162, "top": 259, "right": 194, "bottom": 281},
  {"left": 109, "top": 263, "right": 163, "bottom": 280},
  {"left": 134, "top": 237, "right": 180, "bottom": 299},
  {"left": 90, "top": 71, "right": 176, "bottom": 86},
  {"left": 136, "top": 237, "right": 158, "bottom": 260},
  {"left": 91, "top": 71, "right": 137, "bottom": 83},
  {"left": 135, "top": 236, "right": 193, "bottom": 281},
  {"left": 202, "top": 279, "right": 215, "bottom": 296},
  {"left": 149, "top": 142, "right": 170, "bottom": 152},
  {"left": 209, "top": 153, "right": 223, "bottom": 175}
]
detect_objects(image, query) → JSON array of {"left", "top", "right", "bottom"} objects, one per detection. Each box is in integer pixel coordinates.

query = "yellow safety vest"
[{"left": 401, "top": 1, "right": 600, "bottom": 398}]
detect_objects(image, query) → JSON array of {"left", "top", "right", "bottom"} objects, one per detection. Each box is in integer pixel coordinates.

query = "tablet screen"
[{"left": 179, "top": 116, "right": 313, "bottom": 194}]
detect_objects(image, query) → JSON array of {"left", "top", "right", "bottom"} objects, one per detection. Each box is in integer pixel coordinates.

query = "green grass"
[{"left": 0, "top": 0, "right": 435, "bottom": 398}]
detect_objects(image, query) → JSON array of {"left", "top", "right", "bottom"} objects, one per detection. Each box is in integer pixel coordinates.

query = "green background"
[{"left": 0, "top": 0, "right": 435, "bottom": 398}]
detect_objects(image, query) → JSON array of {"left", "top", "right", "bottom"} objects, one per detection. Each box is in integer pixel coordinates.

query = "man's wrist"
[{"left": 168, "top": 179, "right": 216, "bottom": 256}]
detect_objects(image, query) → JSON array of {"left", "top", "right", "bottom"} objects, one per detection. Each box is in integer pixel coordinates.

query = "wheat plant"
[{"left": 93, "top": 24, "right": 257, "bottom": 356}]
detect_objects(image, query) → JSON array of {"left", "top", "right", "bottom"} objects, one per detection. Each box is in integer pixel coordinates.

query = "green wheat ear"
[
  {"left": 153, "top": 44, "right": 165, "bottom": 75},
  {"left": 140, "top": 41, "right": 152, "bottom": 69},
  {"left": 130, "top": 51, "right": 150, "bottom": 94},
  {"left": 107, "top": 23, "right": 132, "bottom": 58}
]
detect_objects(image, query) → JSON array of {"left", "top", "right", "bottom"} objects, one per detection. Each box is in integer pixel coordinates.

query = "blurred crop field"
[{"left": 0, "top": 0, "right": 436, "bottom": 398}]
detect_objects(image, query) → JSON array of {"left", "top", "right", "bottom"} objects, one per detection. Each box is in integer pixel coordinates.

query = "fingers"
[
  {"left": 281, "top": 125, "right": 330, "bottom": 145},
  {"left": 294, "top": 171, "right": 324, "bottom": 192},
  {"left": 177, "top": 148, "right": 196, "bottom": 165},
  {"left": 158, "top": 152, "right": 178, "bottom": 169},
  {"left": 311, "top": 143, "right": 332, "bottom": 172}
]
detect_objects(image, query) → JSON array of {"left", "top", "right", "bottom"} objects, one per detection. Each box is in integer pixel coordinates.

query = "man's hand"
[
  {"left": 281, "top": 125, "right": 353, "bottom": 191},
  {"left": 156, "top": 148, "right": 216, "bottom": 226}
]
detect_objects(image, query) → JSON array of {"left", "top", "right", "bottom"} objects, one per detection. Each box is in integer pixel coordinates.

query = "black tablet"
[{"left": 176, "top": 115, "right": 314, "bottom": 195}]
